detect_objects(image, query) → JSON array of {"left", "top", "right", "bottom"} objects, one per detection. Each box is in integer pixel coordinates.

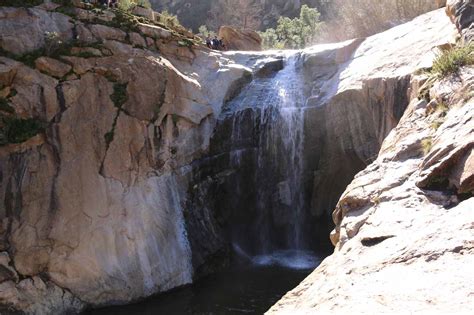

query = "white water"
[
  {"left": 233, "top": 244, "right": 320, "bottom": 270},
  {"left": 252, "top": 250, "right": 320, "bottom": 270},
  {"left": 273, "top": 55, "right": 306, "bottom": 249},
  {"left": 227, "top": 53, "right": 316, "bottom": 267},
  {"left": 255, "top": 53, "right": 307, "bottom": 251}
]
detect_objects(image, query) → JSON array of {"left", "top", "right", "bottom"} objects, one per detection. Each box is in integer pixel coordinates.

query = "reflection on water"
[{"left": 84, "top": 250, "right": 322, "bottom": 315}]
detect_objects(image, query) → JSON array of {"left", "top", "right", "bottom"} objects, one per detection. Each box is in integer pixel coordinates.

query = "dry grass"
[
  {"left": 421, "top": 138, "right": 433, "bottom": 155},
  {"left": 432, "top": 44, "right": 474, "bottom": 77}
]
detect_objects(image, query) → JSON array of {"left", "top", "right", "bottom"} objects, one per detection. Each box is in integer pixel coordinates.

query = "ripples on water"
[{"left": 84, "top": 250, "right": 322, "bottom": 315}]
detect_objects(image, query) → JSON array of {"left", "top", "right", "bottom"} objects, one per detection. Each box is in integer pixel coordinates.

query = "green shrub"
[
  {"left": 104, "top": 82, "right": 129, "bottom": 147},
  {"left": 159, "top": 10, "right": 180, "bottom": 29},
  {"left": 135, "top": 0, "right": 151, "bottom": 8},
  {"left": 118, "top": 0, "right": 134, "bottom": 11},
  {"left": 104, "top": 130, "right": 114, "bottom": 146},
  {"left": 198, "top": 25, "right": 216, "bottom": 38},
  {"left": 178, "top": 39, "right": 194, "bottom": 47},
  {"left": 259, "top": 5, "right": 324, "bottom": 49},
  {"left": 431, "top": 44, "right": 474, "bottom": 77},
  {"left": 116, "top": 0, "right": 151, "bottom": 11},
  {"left": 111, "top": 9, "right": 140, "bottom": 32},
  {"left": 110, "top": 83, "right": 128, "bottom": 108},
  {"left": 1, "top": 117, "right": 44, "bottom": 144}
]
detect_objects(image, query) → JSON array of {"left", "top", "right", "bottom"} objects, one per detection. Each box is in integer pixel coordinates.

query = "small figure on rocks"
[
  {"left": 211, "top": 36, "right": 219, "bottom": 50},
  {"left": 205, "top": 36, "right": 212, "bottom": 49}
]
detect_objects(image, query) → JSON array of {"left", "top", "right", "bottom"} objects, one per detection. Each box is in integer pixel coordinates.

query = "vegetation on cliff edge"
[
  {"left": 431, "top": 44, "right": 474, "bottom": 77},
  {"left": 260, "top": 5, "right": 324, "bottom": 49}
]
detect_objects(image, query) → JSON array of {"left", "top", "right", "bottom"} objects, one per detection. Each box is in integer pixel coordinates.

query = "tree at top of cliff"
[{"left": 260, "top": 5, "right": 324, "bottom": 49}]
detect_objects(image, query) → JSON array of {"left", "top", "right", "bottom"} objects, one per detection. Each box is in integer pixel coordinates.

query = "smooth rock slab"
[{"left": 35, "top": 56, "right": 72, "bottom": 78}]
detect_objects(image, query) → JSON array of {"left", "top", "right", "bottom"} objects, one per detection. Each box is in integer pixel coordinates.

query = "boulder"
[
  {"left": 218, "top": 26, "right": 262, "bottom": 51},
  {"left": 70, "top": 47, "right": 103, "bottom": 57},
  {"left": 138, "top": 23, "right": 172, "bottom": 39},
  {"left": 89, "top": 24, "right": 127, "bottom": 42},
  {"left": 75, "top": 23, "right": 97, "bottom": 45},
  {"left": 35, "top": 57, "right": 72, "bottom": 78},
  {"left": 0, "top": 7, "right": 73, "bottom": 55}
]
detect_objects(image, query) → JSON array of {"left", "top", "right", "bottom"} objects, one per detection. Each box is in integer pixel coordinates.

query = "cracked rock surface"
[{"left": 267, "top": 44, "right": 474, "bottom": 315}]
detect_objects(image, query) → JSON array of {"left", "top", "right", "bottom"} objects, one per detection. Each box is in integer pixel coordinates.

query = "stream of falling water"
[
  {"left": 227, "top": 53, "right": 319, "bottom": 270},
  {"left": 274, "top": 55, "right": 306, "bottom": 250}
]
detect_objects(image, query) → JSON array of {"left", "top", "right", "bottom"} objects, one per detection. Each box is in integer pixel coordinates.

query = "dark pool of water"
[{"left": 84, "top": 250, "right": 322, "bottom": 315}]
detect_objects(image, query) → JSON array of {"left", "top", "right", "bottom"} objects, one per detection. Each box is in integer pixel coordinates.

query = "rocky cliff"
[
  {"left": 0, "top": 2, "right": 252, "bottom": 313},
  {"left": 0, "top": 1, "right": 470, "bottom": 315},
  {"left": 267, "top": 1, "right": 474, "bottom": 313}
]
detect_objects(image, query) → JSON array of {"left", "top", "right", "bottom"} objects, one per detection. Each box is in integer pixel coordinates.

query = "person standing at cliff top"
[{"left": 212, "top": 36, "right": 220, "bottom": 50}]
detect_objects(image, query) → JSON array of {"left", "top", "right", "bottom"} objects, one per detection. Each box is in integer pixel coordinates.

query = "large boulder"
[
  {"left": 35, "top": 57, "right": 72, "bottom": 78},
  {"left": 218, "top": 26, "right": 262, "bottom": 51}
]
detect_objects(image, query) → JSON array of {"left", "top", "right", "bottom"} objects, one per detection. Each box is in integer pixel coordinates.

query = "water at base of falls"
[
  {"left": 252, "top": 249, "right": 321, "bottom": 270},
  {"left": 83, "top": 253, "right": 324, "bottom": 315},
  {"left": 233, "top": 244, "right": 321, "bottom": 270}
]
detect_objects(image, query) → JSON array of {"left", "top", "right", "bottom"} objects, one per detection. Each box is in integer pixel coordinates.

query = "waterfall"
[
  {"left": 223, "top": 53, "right": 318, "bottom": 269},
  {"left": 273, "top": 55, "right": 306, "bottom": 250}
]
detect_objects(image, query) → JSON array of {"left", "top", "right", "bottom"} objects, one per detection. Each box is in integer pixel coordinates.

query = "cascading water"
[
  {"left": 224, "top": 53, "right": 319, "bottom": 270},
  {"left": 86, "top": 53, "right": 328, "bottom": 315}
]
